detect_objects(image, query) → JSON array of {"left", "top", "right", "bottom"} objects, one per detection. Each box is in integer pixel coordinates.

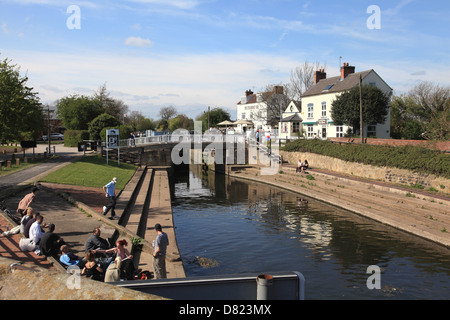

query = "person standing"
[
  {"left": 129, "top": 132, "right": 136, "bottom": 147},
  {"left": 153, "top": 223, "right": 169, "bottom": 279},
  {"left": 103, "top": 177, "right": 119, "bottom": 220},
  {"left": 16, "top": 187, "right": 39, "bottom": 216}
]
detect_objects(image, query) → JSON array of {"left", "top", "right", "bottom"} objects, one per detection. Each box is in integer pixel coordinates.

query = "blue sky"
[{"left": 1, "top": 0, "right": 449, "bottom": 120}]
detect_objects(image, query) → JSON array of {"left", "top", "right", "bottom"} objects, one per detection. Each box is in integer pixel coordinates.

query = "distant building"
[
  {"left": 279, "top": 101, "right": 302, "bottom": 140},
  {"left": 300, "top": 63, "right": 393, "bottom": 139},
  {"left": 236, "top": 86, "right": 285, "bottom": 134}
]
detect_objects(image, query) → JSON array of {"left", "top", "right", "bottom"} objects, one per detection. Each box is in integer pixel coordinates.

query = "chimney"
[
  {"left": 273, "top": 85, "right": 284, "bottom": 95},
  {"left": 314, "top": 69, "right": 327, "bottom": 84},
  {"left": 245, "top": 89, "right": 254, "bottom": 97},
  {"left": 341, "top": 62, "right": 355, "bottom": 80}
]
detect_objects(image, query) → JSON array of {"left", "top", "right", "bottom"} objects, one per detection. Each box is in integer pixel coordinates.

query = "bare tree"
[
  {"left": 259, "top": 84, "right": 294, "bottom": 127},
  {"left": 159, "top": 105, "right": 178, "bottom": 121},
  {"left": 408, "top": 81, "right": 450, "bottom": 140},
  {"left": 289, "top": 61, "right": 324, "bottom": 101}
]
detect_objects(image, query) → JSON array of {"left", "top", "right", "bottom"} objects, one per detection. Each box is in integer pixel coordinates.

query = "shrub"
[
  {"left": 64, "top": 130, "right": 90, "bottom": 147},
  {"left": 282, "top": 139, "right": 450, "bottom": 179}
]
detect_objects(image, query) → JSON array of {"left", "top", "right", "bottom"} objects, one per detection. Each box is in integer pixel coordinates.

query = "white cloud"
[
  {"left": 124, "top": 0, "right": 201, "bottom": 10},
  {"left": 124, "top": 36, "right": 153, "bottom": 47}
]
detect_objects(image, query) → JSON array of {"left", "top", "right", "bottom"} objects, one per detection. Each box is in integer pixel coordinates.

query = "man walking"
[
  {"left": 103, "top": 177, "right": 119, "bottom": 220},
  {"left": 153, "top": 223, "right": 169, "bottom": 279}
]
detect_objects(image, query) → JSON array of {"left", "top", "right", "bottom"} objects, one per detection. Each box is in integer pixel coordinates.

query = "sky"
[{"left": 1, "top": 0, "right": 449, "bottom": 121}]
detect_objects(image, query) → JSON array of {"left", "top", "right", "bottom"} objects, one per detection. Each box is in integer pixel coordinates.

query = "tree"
[
  {"left": 88, "top": 113, "right": 121, "bottom": 140},
  {"left": 196, "top": 107, "right": 231, "bottom": 132},
  {"left": 56, "top": 95, "right": 104, "bottom": 130},
  {"left": 93, "top": 83, "right": 129, "bottom": 123},
  {"left": 390, "top": 94, "right": 424, "bottom": 140},
  {"left": 0, "top": 57, "right": 44, "bottom": 142},
  {"left": 407, "top": 82, "right": 449, "bottom": 141},
  {"left": 259, "top": 84, "right": 294, "bottom": 127},
  {"left": 168, "top": 114, "right": 194, "bottom": 131},
  {"left": 331, "top": 85, "right": 390, "bottom": 135},
  {"left": 159, "top": 105, "right": 177, "bottom": 121},
  {"left": 289, "top": 61, "right": 323, "bottom": 101}
]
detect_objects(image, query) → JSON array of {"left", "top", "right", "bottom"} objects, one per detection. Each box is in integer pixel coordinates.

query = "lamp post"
[{"left": 359, "top": 74, "right": 363, "bottom": 144}]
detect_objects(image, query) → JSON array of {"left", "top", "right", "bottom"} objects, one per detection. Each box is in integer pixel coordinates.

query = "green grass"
[{"left": 40, "top": 155, "right": 137, "bottom": 190}]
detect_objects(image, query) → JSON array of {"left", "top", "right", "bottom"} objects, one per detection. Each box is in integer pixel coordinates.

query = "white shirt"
[{"left": 29, "top": 221, "right": 42, "bottom": 244}]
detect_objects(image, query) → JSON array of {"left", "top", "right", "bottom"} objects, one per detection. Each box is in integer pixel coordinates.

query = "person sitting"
[
  {"left": 85, "top": 227, "right": 112, "bottom": 256},
  {"left": 39, "top": 224, "right": 65, "bottom": 257},
  {"left": 20, "top": 207, "right": 34, "bottom": 234},
  {"left": 302, "top": 160, "right": 309, "bottom": 172},
  {"left": 93, "top": 239, "right": 134, "bottom": 280},
  {"left": 81, "top": 252, "right": 104, "bottom": 281},
  {"left": 29, "top": 215, "right": 45, "bottom": 255},
  {"left": 60, "top": 245, "right": 85, "bottom": 268},
  {"left": 104, "top": 257, "right": 122, "bottom": 283},
  {"left": 23, "top": 213, "right": 48, "bottom": 238},
  {"left": 296, "top": 159, "right": 302, "bottom": 173}
]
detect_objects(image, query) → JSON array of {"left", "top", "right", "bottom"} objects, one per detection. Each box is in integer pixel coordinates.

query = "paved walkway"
[{"left": 0, "top": 144, "right": 185, "bottom": 281}]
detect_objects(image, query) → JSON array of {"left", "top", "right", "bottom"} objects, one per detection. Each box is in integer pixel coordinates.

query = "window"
[
  {"left": 307, "top": 125, "right": 314, "bottom": 138},
  {"left": 336, "top": 126, "right": 344, "bottom": 138},
  {"left": 241, "top": 112, "right": 246, "bottom": 120},
  {"left": 307, "top": 103, "right": 314, "bottom": 119},
  {"left": 322, "top": 102, "right": 327, "bottom": 117},
  {"left": 367, "top": 125, "right": 377, "bottom": 137},
  {"left": 293, "top": 122, "right": 300, "bottom": 133}
]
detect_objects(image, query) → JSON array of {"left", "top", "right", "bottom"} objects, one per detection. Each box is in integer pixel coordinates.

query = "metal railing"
[{"left": 115, "top": 271, "right": 305, "bottom": 300}]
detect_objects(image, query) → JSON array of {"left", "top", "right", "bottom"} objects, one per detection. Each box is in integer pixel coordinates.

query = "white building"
[
  {"left": 279, "top": 101, "right": 302, "bottom": 140},
  {"left": 235, "top": 86, "right": 285, "bottom": 134},
  {"left": 300, "top": 63, "right": 393, "bottom": 139}
]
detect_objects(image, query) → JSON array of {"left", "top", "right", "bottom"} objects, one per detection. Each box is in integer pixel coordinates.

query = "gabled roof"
[
  {"left": 285, "top": 100, "right": 301, "bottom": 113},
  {"left": 281, "top": 113, "right": 303, "bottom": 122},
  {"left": 302, "top": 70, "right": 373, "bottom": 97}
]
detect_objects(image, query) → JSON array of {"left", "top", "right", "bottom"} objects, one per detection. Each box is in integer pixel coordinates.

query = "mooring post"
[{"left": 256, "top": 274, "right": 273, "bottom": 300}]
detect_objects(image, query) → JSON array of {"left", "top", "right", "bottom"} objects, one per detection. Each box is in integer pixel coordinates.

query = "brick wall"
[
  {"left": 280, "top": 150, "right": 450, "bottom": 192},
  {"left": 328, "top": 138, "right": 450, "bottom": 152}
]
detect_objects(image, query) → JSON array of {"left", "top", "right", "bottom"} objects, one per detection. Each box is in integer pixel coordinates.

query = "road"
[{"left": 0, "top": 144, "right": 81, "bottom": 194}]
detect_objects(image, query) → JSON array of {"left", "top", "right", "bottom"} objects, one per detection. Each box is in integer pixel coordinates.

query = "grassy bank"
[
  {"left": 282, "top": 139, "right": 450, "bottom": 179},
  {"left": 40, "top": 155, "right": 137, "bottom": 190}
]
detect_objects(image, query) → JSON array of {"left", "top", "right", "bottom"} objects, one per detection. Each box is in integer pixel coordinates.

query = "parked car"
[{"left": 41, "top": 133, "right": 64, "bottom": 141}]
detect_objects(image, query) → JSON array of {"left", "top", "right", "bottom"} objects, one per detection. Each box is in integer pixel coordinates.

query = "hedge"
[
  {"left": 282, "top": 139, "right": 450, "bottom": 179},
  {"left": 64, "top": 130, "right": 90, "bottom": 147}
]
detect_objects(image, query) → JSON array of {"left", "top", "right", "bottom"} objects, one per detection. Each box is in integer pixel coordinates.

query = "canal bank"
[{"left": 226, "top": 163, "right": 450, "bottom": 249}]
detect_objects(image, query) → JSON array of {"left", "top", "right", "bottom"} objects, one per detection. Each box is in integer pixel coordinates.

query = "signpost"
[{"left": 106, "top": 129, "right": 120, "bottom": 166}]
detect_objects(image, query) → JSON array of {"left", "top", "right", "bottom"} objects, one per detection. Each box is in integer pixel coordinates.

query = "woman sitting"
[
  {"left": 81, "top": 251, "right": 104, "bottom": 281},
  {"left": 93, "top": 239, "right": 135, "bottom": 280}
]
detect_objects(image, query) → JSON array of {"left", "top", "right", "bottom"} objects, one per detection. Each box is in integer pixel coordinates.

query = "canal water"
[{"left": 171, "top": 168, "right": 450, "bottom": 299}]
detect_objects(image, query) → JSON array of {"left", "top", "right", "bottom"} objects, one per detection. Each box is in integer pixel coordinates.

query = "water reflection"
[{"left": 171, "top": 167, "right": 450, "bottom": 299}]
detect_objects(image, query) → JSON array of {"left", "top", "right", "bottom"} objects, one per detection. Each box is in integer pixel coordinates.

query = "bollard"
[
  {"left": 256, "top": 274, "right": 273, "bottom": 300},
  {"left": 7, "top": 160, "right": 11, "bottom": 168}
]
